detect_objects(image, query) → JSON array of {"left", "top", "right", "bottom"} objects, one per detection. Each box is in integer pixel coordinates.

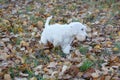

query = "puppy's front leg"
[{"left": 62, "top": 45, "right": 71, "bottom": 54}]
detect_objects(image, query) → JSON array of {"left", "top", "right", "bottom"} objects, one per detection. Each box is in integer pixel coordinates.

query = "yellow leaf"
[
  {"left": 113, "top": 47, "right": 119, "bottom": 51},
  {"left": 106, "top": 41, "right": 112, "bottom": 45},
  {"left": 94, "top": 45, "right": 101, "bottom": 49},
  {"left": 18, "top": 27, "right": 23, "bottom": 33},
  {"left": 87, "top": 54, "right": 97, "bottom": 61},
  {"left": 58, "top": 61, "right": 62, "bottom": 65},
  {"left": 20, "top": 40, "right": 29, "bottom": 47},
  {"left": 118, "top": 31, "right": 120, "bottom": 36}
]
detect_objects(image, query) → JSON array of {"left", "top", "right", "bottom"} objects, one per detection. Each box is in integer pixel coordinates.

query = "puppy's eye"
[{"left": 81, "top": 28, "right": 84, "bottom": 31}]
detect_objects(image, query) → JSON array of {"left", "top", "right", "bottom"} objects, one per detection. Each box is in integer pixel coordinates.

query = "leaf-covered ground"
[{"left": 0, "top": 0, "right": 120, "bottom": 80}]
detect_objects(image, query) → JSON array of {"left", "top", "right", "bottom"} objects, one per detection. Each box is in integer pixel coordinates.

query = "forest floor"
[{"left": 0, "top": 0, "right": 120, "bottom": 80}]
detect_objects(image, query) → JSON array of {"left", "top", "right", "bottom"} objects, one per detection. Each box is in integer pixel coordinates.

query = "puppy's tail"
[{"left": 45, "top": 16, "right": 53, "bottom": 28}]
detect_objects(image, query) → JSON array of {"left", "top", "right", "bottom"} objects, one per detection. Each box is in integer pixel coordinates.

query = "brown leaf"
[
  {"left": 44, "top": 50, "right": 50, "bottom": 54},
  {"left": 37, "top": 21, "right": 43, "bottom": 29},
  {"left": 65, "top": 65, "right": 79, "bottom": 77}
]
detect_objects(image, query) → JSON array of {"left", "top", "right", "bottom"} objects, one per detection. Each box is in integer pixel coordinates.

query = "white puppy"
[{"left": 40, "top": 16, "right": 88, "bottom": 54}]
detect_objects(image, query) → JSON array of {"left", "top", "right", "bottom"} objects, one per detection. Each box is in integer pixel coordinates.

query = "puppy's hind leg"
[{"left": 39, "top": 35, "right": 48, "bottom": 45}]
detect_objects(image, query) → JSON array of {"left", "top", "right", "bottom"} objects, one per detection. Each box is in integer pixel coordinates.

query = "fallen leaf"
[
  {"left": 23, "top": 21, "right": 28, "bottom": 26},
  {"left": 34, "top": 65, "right": 43, "bottom": 71},
  {"left": 118, "top": 31, "right": 120, "bottom": 36},
  {"left": 0, "top": 52, "right": 9, "bottom": 61},
  {"left": 18, "top": 27, "right": 23, "bottom": 33},
  {"left": 47, "top": 62, "right": 57, "bottom": 68},
  {"left": 44, "top": 50, "right": 50, "bottom": 54},
  {"left": 14, "top": 77, "right": 27, "bottom": 80},
  {"left": 105, "top": 76, "right": 111, "bottom": 80},
  {"left": 2, "top": 38, "right": 10, "bottom": 42},
  {"left": 59, "top": 65, "right": 68, "bottom": 76},
  {"left": 82, "top": 72, "right": 92, "bottom": 79},
  {"left": 86, "top": 53, "right": 97, "bottom": 61},
  {"left": 43, "top": 67, "right": 49, "bottom": 72},
  {"left": 65, "top": 65, "right": 79, "bottom": 77},
  {"left": 4, "top": 74, "right": 12, "bottom": 80},
  {"left": 19, "top": 72, "right": 29, "bottom": 77},
  {"left": 113, "top": 47, "right": 119, "bottom": 51},
  {"left": 51, "top": 71, "right": 58, "bottom": 77},
  {"left": 30, "top": 77, "right": 37, "bottom": 80},
  {"left": 94, "top": 44, "right": 101, "bottom": 49},
  {"left": 37, "top": 21, "right": 43, "bottom": 29},
  {"left": 91, "top": 72, "right": 99, "bottom": 79},
  {"left": 20, "top": 40, "right": 29, "bottom": 47}
]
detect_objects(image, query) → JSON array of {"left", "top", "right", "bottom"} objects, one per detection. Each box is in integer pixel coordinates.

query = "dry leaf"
[
  {"left": 4, "top": 74, "right": 12, "bottom": 80},
  {"left": 0, "top": 52, "right": 9, "bottom": 61},
  {"left": 14, "top": 77, "right": 27, "bottom": 80},
  {"left": 47, "top": 62, "right": 57, "bottom": 68},
  {"left": 34, "top": 65, "right": 43, "bottom": 71},
  {"left": 2, "top": 38, "right": 10, "bottom": 42},
  {"left": 65, "top": 65, "right": 79, "bottom": 77},
  {"left": 44, "top": 50, "right": 50, "bottom": 54},
  {"left": 113, "top": 47, "right": 119, "bottom": 51},
  {"left": 19, "top": 72, "right": 29, "bottom": 77},
  {"left": 91, "top": 72, "right": 99, "bottom": 79},
  {"left": 18, "top": 27, "right": 23, "bottom": 33},
  {"left": 51, "top": 71, "right": 58, "bottom": 77},
  {"left": 43, "top": 74, "right": 50, "bottom": 79},
  {"left": 87, "top": 54, "right": 97, "bottom": 61},
  {"left": 20, "top": 40, "right": 29, "bottom": 47},
  {"left": 82, "top": 72, "right": 91, "bottom": 79},
  {"left": 37, "top": 21, "right": 43, "bottom": 29},
  {"left": 59, "top": 65, "right": 68, "bottom": 76},
  {"left": 43, "top": 67, "right": 49, "bottom": 72},
  {"left": 23, "top": 21, "right": 28, "bottom": 26},
  {"left": 94, "top": 44, "right": 101, "bottom": 49},
  {"left": 118, "top": 31, "right": 120, "bottom": 36},
  {"left": 104, "top": 76, "right": 111, "bottom": 80},
  {"left": 30, "top": 77, "right": 37, "bottom": 80}
]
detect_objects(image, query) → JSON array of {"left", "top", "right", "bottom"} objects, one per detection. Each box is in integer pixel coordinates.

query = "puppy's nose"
[{"left": 85, "top": 36, "right": 88, "bottom": 40}]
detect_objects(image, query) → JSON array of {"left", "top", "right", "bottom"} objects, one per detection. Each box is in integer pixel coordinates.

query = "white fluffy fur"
[{"left": 40, "top": 16, "right": 88, "bottom": 54}]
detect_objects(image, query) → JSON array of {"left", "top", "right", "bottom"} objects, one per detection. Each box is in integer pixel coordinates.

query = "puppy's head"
[{"left": 69, "top": 22, "right": 88, "bottom": 41}]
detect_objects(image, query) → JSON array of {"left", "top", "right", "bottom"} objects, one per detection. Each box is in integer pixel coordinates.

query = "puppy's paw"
[{"left": 62, "top": 45, "right": 71, "bottom": 54}]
